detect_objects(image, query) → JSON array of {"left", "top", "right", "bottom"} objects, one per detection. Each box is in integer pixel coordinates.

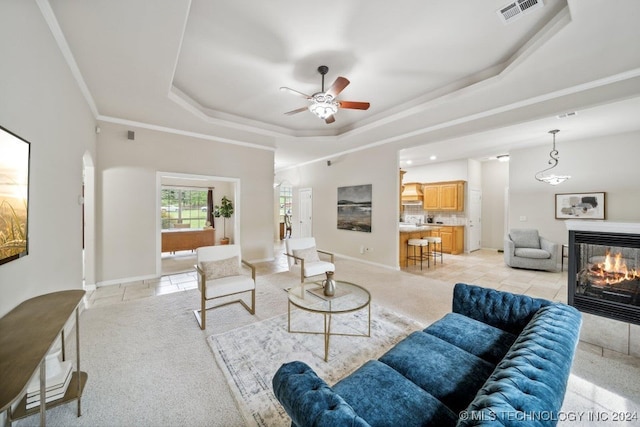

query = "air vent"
[
  {"left": 557, "top": 111, "right": 578, "bottom": 119},
  {"left": 497, "top": 0, "right": 544, "bottom": 25}
]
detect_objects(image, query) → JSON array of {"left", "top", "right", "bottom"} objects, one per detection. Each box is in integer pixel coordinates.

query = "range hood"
[{"left": 401, "top": 182, "right": 423, "bottom": 205}]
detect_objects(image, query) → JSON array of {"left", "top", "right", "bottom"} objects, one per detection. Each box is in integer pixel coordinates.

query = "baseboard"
[
  {"left": 333, "top": 253, "right": 400, "bottom": 271},
  {"left": 97, "top": 273, "right": 159, "bottom": 287}
]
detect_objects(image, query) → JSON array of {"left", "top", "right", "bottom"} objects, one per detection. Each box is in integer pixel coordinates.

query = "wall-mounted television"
[{"left": 0, "top": 125, "right": 30, "bottom": 265}]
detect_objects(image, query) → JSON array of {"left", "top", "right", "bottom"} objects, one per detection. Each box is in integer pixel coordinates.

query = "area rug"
[{"left": 208, "top": 303, "right": 424, "bottom": 427}]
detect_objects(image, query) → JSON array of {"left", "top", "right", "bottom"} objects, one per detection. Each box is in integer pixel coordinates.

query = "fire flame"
[{"left": 593, "top": 251, "right": 640, "bottom": 284}]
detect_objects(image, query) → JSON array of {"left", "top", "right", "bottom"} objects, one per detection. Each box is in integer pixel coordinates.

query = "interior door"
[
  {"left": 468, "top": 189, "right": 482, "bottom": 252},
  {"left": 299, "top": 188, "right": 312, "bottom": 238}
]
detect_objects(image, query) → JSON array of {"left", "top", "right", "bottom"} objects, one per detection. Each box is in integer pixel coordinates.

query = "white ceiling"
[{"left": 45, "top": 0, "right": 640, "bottom": 170}]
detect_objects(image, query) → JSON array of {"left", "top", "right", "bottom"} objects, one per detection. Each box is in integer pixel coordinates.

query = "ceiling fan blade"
[
  {"left": 325, "top": 115, "right": 336, "bottom": 124},
  {"left": 284, "top": 106, "right": 309, "bottom": 115},
  {"left": 339, "top": 101, "right": 370, "bottom": 110},
  {"left": 326, "top": 77, "right": 350, "bottom": 98},
  {"left": 279, "top": 87, "right": 312, "bottom": 99}
]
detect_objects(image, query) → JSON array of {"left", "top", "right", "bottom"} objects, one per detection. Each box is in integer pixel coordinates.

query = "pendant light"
[{"left": 535, "top": 129, "right": 570, "bottom": 185}]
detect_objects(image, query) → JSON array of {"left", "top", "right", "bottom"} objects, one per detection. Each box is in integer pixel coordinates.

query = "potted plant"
[{"left": 214, "top": 196, "right": 234, "bottom": 245}]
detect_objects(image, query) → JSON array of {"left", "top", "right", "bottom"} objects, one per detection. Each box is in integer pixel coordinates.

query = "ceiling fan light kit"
[
  {"left": 280, "top": 65, "right": 370, "bottom": 124},
  {"left": 309, "top": 94, "right": 338, "bottom": 119}
]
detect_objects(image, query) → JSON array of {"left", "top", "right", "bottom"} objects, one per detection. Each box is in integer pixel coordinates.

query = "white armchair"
[
  {"left": 194, "top": 244, "right": 255, "bottom": 330},
  {"left": 504, "top": 229, "right": 559, "bottom": 272},
  {"left": 285, "top": 237, "right": 335, "bottom": 283}
]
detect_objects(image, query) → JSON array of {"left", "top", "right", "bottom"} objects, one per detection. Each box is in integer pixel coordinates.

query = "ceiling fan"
[{"left": 279, "top": 65, "right": 370, "bottom": 124}]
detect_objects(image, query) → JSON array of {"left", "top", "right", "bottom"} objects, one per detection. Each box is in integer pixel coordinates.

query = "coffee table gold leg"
[{"left": 324, "top": 313, "right": 332, "bottom": 362}]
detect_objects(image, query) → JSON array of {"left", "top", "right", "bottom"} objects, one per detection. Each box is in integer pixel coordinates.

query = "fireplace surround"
[{"left": 567, "top": 221, "right": 640, "bottom": 326}]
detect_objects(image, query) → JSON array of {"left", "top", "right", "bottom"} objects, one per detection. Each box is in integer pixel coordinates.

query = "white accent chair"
[
  {"left": 194, "top": 244, "right": 256, "bottom": 330},
  {"left": 504, "top": 229, "right": 559, "bottom": 272},
  {"left": 285, "top": 237, "right": 335, "bottom": 283}
]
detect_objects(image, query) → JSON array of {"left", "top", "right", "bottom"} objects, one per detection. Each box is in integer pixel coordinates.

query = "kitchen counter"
[{"left": 399, "top": 225, "right": 442, "bottom": 233}]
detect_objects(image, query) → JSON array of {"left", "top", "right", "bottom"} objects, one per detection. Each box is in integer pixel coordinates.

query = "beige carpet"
[
  {"left": 208, "top": 303, "right": 423, "bottom": 427},
  {"left": 13, "top": 257, "right": 640, "bottom": 426},
  {"left": 13, "top": 274, "right": 291, "bottom": 427}
]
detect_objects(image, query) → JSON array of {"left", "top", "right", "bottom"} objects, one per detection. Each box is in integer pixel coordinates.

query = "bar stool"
[
  {"left": 407, "top": 238, "right": 430, "bottom": 270},
  {"left": 424, "top": 236, "right": 443, "bottom": 265}
]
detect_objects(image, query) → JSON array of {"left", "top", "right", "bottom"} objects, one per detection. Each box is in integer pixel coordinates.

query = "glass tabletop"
[{"left": 288, "top": 280, "right": 371, "bottom": 314}]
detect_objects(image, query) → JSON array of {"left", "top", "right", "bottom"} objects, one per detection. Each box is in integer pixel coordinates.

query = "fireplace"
[{"left": 567, "top": 221, "right": 640, "bottom": 325}]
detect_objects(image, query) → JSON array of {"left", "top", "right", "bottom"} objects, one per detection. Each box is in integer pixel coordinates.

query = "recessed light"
[
  {"left": 429, "top": 155, "right": 437, "bottom": 161},
  {"left": 406, "top": 160, "right": 413, "bottom": 165},
  {"left": 497, "top": 154, "right": 510, "bottom": 162}
]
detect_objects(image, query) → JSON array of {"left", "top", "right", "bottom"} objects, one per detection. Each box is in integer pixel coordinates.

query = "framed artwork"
[
  {"left": 0, "top": 125, "right": 31, "bottom": 265},
  {"left": 555, "top": 192, "right": 605, "bottom": 220},
  {"left": 337, "top": 184, "right": 372, "bottom": 232}
]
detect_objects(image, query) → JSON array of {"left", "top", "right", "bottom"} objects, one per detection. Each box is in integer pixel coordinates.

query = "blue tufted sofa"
[{"left": 272, "top": 283, "right": 582, "bottom": 427}]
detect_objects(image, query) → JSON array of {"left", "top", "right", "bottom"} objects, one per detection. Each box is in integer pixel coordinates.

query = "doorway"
[
  {"left": 468, "top": 189, "right": 482, "bottom": 252},
  {"left": 82, "top": 151, "right": 96, "bottom": 289},
  {"left": 298, "top": 188, "right": 312, "bottom": 238},
  {"left": 156, "top": 172, "right": 239, "bottom": 277}
]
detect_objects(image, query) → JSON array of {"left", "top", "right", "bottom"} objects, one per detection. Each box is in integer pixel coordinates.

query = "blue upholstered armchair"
[{"left": 504, "top": 229, "right": 559, "bottom": 272}]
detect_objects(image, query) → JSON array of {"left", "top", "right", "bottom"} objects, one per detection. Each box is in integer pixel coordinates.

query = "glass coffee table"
[{"left": 287, "top": 280, "right": 371, "bottom": 362}]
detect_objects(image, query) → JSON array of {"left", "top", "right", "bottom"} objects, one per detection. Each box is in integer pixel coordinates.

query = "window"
[
  {"left": 279, "top": 185, "right": 292, "bottom": 222},
  {"left": 161, "top": 187, "right": 209, "bottom": 230}
]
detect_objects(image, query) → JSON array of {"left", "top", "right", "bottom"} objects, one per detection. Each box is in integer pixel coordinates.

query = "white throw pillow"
[
  {"left": 292, "top": 247, "right": 320, "bottom": 265},
  {"left": 200, "top": 256, "right": 239, "bottom": 279}
]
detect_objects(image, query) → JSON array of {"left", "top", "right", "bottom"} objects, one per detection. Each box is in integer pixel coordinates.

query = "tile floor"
[{"left": 86, "top": 244, "right": 568, "bottom": 308}]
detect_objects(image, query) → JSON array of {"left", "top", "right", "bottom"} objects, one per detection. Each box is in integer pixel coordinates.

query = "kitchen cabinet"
[
  {"left": 428, "top": 226, "right": 464, "bottom": 255},
  {"left": 422, "top": 185, "right": 439, "bottom": 210},
  {"left": 422, "top": 181, "right": 465, "bottom": 211}
]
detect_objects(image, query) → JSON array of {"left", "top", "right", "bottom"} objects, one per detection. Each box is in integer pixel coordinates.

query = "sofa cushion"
[
  {"left": 514, "top": 247, "right": 551, "bottom": 259},
  {"left": 458, "top": 304, "right": 582, "bottom": 426},
  {"left": 378, "top": 331, "right": 495, "bottom": 414},
  {"left": 452, "top": 283, "right": 551, "bottom": 335},
  {"left": 423, "top": 313, "right": 518, "bottom": 365},
  {"left": 509, "top": 229, "right": 540, "bottom": 249},
  {"left": 333, "top": 360, "right": 458, "bottom": 427}
]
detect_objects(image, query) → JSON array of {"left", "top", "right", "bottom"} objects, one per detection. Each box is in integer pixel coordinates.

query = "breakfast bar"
[{"left": 399, "top": 224, "right": 464, "bottom": 267}]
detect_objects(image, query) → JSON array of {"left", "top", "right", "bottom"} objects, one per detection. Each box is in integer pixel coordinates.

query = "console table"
[
  {"left": 162, "top": 228, "right": 215, "bottom": 253},
  {"left": 0, "top": 290, "right": 87, "bottom": 426}
]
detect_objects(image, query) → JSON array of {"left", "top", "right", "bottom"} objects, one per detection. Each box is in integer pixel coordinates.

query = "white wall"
[
  {"left": 0, "top": 1, "right": 96, "bottom": 316},
  {"left": 276, "top": 144, "right": 400, "bottom": 268},
  {"left": 402, "top": 159, "right": 468, "bottom": 183},
  {"left": 95, "top": 122, "right": 274, "bottom": 284},
  {"left": 275, "top": 129, "right": 640, "bottom": 270},
  {"left": 508, "top": 130, "right": 640, "bottom": 245}
]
